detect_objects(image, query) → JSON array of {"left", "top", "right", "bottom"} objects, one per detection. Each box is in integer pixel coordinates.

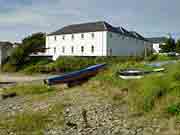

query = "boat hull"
[
  {"left": 44, "top": 64, "right": 106, "bottom": 85},
  {"left": 119, "top": 75, "right": 143, "bottom": 80}
]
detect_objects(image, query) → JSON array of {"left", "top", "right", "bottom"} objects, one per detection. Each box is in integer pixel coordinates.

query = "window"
[
  {"left": 62, "top": 35, "right": 65, "bottom": 40},
  {"left": 62, "top": 46, "right": 65, "bottom": 53},
  {"left": 91, "top": 45, "right": 94, "bottom": 53},
  {"left": 71, "top": 46, "right": 74, "bottom": 53},
  {"left": 92, "top": 33, "right": 95, "bottom": 38},
  {"left": 54, "top": 47, "right": 56, "bottom": 54},
  {"left": 72, "top": 34, "right": 74, "bottom": 40},
  {"left": 81, "top": 46, "right": 84, "bottom": 53},
  {"left": 54, "top": 36, "right": 56, "bottom": 41},
  {"left": 81, "top": 34, "right": 84, "bottom": 39}
]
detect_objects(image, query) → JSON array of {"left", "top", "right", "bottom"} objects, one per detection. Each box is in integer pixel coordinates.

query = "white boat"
[
  {"left": 118, "top": 69, "right": 147, "bottom": 80},
  {"left": 118, "top": 68, "right": 165, "bottom": 80},
  {"left": 153, "top": 68, "right": 165, "bottom": 72}
]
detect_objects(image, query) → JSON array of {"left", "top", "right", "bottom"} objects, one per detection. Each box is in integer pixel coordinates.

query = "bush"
[
  {"left": 167, "top": 103, "right": 180, "bottom": 115},
  {"left": 2, "top": 63, "right": 17, "bottom": 72},
  {"left": 147, "top": 54, "right": 158, "bottom": 61},
  {"left": 23, "top": 56, "right": 145, "bottom": 74}
]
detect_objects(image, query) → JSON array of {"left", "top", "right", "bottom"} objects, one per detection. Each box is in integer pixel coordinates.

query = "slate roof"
[
  {"left": 48, "top": 21, "right": 148, "bottom": 41},
  {"left": 147, "top": 37, "right": 167, "bottom": 43},
  {"left": 0, "top": 41, "right": 13, "bottom": 46},
  {"left": 129, "top": 31, "right": 147, "bottom": 41}
]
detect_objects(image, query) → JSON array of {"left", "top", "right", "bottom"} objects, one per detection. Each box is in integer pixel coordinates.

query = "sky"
[{"left": 0, "top": 0, "right": 180, "bottom": 42}]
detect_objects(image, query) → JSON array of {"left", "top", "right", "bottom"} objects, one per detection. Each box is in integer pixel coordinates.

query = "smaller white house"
[
  {"left": 147, "top": 37, "right": 167, "bottom": 53},
  {"left": 46, "top": 21, "right": 153, "bottom": 60},
  {"left": 0, "top": 42, "right": 13, "bottom": 66}
]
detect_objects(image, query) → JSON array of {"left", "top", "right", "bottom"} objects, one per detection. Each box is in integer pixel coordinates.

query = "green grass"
[
  {"left": 1, "top": 56, "right": 180, "bottom": 134},
  {"left": 90, "top": 60, "right": 180, "bottom": 116},
  {"left": 2, "top": 84, "right": 56, "bottom": 96},
  {"left": 0, "top": 103, "right": 64, "bottom": 134},
  {"left": 127, "top": 62, "right": 180, "bottom": 114}
]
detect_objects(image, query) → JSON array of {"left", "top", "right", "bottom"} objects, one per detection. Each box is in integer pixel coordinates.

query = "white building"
[
  {"left": 46, "top": 21, "right": 153, "bottom": 60},
  {"left": 147, "top": 37, "right": 167, "bottom": 53}
]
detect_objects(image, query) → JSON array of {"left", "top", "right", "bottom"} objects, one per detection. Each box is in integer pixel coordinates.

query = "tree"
[
  {"left": 176, "top": 39, "right": 180, "bottom": 53},
  {"left": 22, "top": 32, "right": 46, "bottom": 53},
  {"left": 160, "top": 37, "right": 176, "bottom": 53},
  {"left": 8, "top": 32, "right": 46, "bottom": 67}
]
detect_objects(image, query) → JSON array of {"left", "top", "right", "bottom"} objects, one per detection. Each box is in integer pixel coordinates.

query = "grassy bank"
[
  {"left": 0, "top": 103, "right": 64, "bottom": 134},
  {"left": 91, "top": 61, "right": 180, "bottom": 117},
  {"left": 1, "top": 60, "right": 180, "bottom": 133}
]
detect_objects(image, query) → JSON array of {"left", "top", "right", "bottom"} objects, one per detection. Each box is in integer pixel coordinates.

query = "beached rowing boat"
[{"left": 44, "top": 63, "right": 106, "bottom": 85}]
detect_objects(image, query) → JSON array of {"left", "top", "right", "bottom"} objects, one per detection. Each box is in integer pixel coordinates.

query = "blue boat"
[{"left": 44, "top": 63, "right": 106, "bottom": 86}]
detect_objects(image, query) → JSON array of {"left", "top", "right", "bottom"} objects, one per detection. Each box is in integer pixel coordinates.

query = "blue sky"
[{"left": 0, "top": 0, "right": 180, "bottom": 42}]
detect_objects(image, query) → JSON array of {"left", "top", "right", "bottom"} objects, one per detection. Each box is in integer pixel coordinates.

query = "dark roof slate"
[
  {"left": 49, "top": 21, "right": 107, "bottom": 35},
  {"left": 0, "top": 41, "right": 13, "bottom": 46},
  {"left": 48, "top": 21, "right": 148, "bottom": 41}
]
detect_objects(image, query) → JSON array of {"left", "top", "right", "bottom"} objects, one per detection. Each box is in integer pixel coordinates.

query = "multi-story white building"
[{"left": 46, "top": 21, "right": 153, "bottom": 60}]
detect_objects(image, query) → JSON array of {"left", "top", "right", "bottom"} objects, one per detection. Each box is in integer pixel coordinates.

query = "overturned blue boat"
[{"left": 44, "top": 63, "right": 106, "bottom": 86}]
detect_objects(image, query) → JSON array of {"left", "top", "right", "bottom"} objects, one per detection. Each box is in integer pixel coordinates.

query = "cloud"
[{"left": 0, "top": 0, "right": 180, "bottom": 41}]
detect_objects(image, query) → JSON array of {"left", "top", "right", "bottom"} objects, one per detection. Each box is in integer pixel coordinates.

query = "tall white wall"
[
  {"left": 46, "top": 31, "right": 153, "bottom": 60},
  {"left": 46, "top": 31, "right": 107, "bottom": 60},
  {"left": 106, "top": 32, "right": 152, "bottom": 57}
]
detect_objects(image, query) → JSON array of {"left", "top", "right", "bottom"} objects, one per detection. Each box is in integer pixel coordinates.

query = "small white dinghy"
[
  {"left": 153, "top": 68, "right": 165, "bottom": 72},
  {"left": 118, "top": 69, "right": 147, "bottom": 80},
  {"left": 118, "top": 68, "right": 165, "bottom": 80}
]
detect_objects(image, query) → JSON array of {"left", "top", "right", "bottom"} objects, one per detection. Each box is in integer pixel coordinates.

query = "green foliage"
[
  {"left": 22, "top": 32, "right": 46, "bottom": 53},
  {"left": 2, "top": 112, "right": 48, "bottom": 133},
  {"left": 127, "top": 62, "right": 180, "bottom": 113},
  {"left": 140, "top": 76, "right": 170, "bottom": 112},
  {"left": 23, "top": 56, "right": 144, "bottom": 74},
  {"left": 176, "top": 40, "right": 180, "bottom": 53},
  {"left": 2, "top": 63, "right": 17, "bottom": 72},
  {"left": 160, "top": 37, "right": 176, "bottom": 53},
  {"left": 4, "top": 32, "right": 45, "bottom": 72},
  {"left": 167, "top": 103, "right": 180, "bottom": 115},
  {"left": 146, "top": 54, "right": 158, "bottom": 61},
  {"left": 157, "top": 55, "right": 175, "bottom": 61},
  {"left": 0, "top": 103, "right": 64, "bottom": 134}
]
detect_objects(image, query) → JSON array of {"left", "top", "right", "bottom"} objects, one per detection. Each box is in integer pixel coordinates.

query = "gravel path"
[{"left": 0, "top": 73, "right": 50, "bottom": 83}]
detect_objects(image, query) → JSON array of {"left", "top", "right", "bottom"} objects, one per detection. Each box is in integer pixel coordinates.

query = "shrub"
[
  {"left": 2, "top": 63, "right": 17, "bottom": 72},
  {"left": 147, "top": 54, "right": 158, "bottom": 61},
  {"left": 167, "top": 103, "right": 180, "bottom": 115}
]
